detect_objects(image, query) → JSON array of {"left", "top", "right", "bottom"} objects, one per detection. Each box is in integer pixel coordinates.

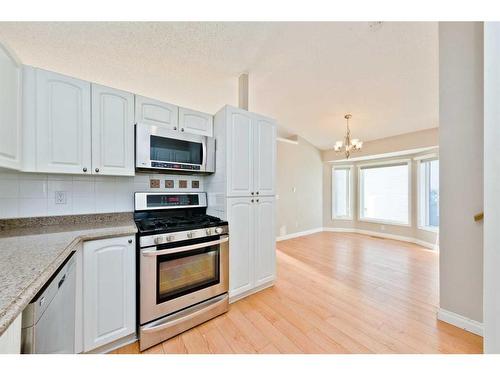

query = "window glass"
[
  {"left": 359, "top": 163, "right": 409, "bottom": 225},
  {"left": 333, "top": 168, "right": 351, "bottom": 219}
]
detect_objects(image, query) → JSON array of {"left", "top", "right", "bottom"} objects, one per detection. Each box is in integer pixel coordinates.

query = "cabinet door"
[
  {"left": 0, "top": 44, "right": 22, "bottom": 170},
  {"left": 226, "top": 107, "right": 254, "bottom": 197},
  {"left": 135, "top": 95, "right": 178, "bottom": 130},
  {"left": 91, "top": 84, "right": 135, "bottom": 176},
  {"left": 178, "top": 107, "right": 213, "bottom": 137},
  {"left": 35, "top": 69, "right": 91, "bottom": 174},
  {"left": 254, "top": 197, "right": 276, "bottom": 287},
  {"left": 227, "top": 197, "right": 255, "bottom": 298},
  {"left": 253, "top": 115, "right": 276, "bottom": 196},
  {"left": 83, "top": 236, "right": 135, "bottom": 352}
]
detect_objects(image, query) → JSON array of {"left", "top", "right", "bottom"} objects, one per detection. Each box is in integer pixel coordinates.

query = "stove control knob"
[
  {"left": 215, "top": 227, "right": 223, "bottom": 235},
  {"left": 166, "top": 235, "right": 175, "bottom": 242},
  {"left": 187, "top": 231, "right": 194, "bottom": 239},
  {"left": 206, "top": 228, "right": 212, "bottom": 236},
  {"left": 154, "top": 236, "right": 165, "bottom": 245}
]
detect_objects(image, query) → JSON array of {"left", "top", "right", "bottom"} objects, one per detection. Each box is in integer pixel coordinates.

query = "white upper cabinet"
[
  {"left": 91, "top": 84, "right": 135, "bottom": 176},
  {"left": 32, "top": 69, "right": 92, "bottom": 174},
  {"left": 254, "top": 196, "right": 276, "bottom": 287},
  {"left": 222, "top": 106, "right": 276, "bottom": 197},
  {"left": 83, "top": 236, "right": 135, "bottom": 352},
  {"left": 227, "top": 197, "right": 255, "bottom": 298},
  {"left": 253, "top": 116, "right": 276, "bottom": 196},
  {"left": 178, "top": 107, "right": 213, "bottom": 136},
  {"left": 226, "top": 107, "right": 254, "bottom": 197},
  {"left": 0, "top": 44, "right": 22, "bottom": 170},
  {"left": 135, "top": 95, "right": 178, "bottom": 130}
]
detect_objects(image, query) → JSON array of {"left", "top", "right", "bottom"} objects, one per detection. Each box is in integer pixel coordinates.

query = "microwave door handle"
[
  {"left": 141, "top": 235, "right": 229, "bottom": 257},
  {"left": 202, "top": 139, "right": 207, "bottom": 170}
]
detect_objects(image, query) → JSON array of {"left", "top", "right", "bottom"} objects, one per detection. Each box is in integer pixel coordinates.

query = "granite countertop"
[{"left": 0, "top": 213, "right": 137, "bottom": 336}]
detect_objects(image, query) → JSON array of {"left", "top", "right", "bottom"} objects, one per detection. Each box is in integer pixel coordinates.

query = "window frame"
[
  {"left": 357, "top": 159, "right": 412, "bottom": 227},
  {"left": 332, "top": 165, "right": 354, "bottom": 220},
  {"left": 416, "top": 154, "right": 439, "bottom": 233}
]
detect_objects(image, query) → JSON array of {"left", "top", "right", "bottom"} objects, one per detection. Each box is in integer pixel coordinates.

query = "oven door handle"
[{"left": 141, "top": 235, "right": 229, "bottom": 257}]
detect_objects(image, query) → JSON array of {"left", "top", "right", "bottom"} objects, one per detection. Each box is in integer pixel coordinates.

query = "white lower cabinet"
[
  {"left": 82, "top": 236, "right": 135, "bottom": 352},
  {"left": 227, "top": 197, "right": 276, "bottom": 300},
  {"left": 227, "top": 197, "right": 255, "bottom": 297},
  {"left": 253, "top": 196, "right": 276, "bottom": 287},
  {"left": 0, "top": 314, "right": 21, "bottom": 354}
]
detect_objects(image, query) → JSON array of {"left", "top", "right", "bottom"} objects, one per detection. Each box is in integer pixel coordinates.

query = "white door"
[
  {"left": 135, "top": 95, "right": 178, "bottom": 130},
  {"left": 35, "top": 69, "right": 91, "bottom": 174},
  {"left": 253, "top": 115, "right": 276, "bottom": 196},
  {"left": 227, "top": 197, "right": 255, "bottom": 298},
  {"left": 83, "top": 236, "right": 135, "bottom": 352},
  {"left": 91, "top": 84, "right": 135, "bottom": 176},
  {"left": 178, "top": 107, "right": 213, "bottom": 136},
  {"left": 226, "top": 107, "right": 254, "bottom": 197},
  {"left": 0, "top": 43, "right": 22, "bottom": 170},
  {"left": 254, "top": 196, "right": 276, "bottom": 287}
]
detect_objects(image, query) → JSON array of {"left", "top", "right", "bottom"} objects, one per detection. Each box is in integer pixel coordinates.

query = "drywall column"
[
  {"left": 484, "top": 22, "right": 500, "bottom": 353},
  {"left": 438, "top": 22, "right": 484, "bottom": 327},
  {"left": 238, "top": 73, "right": 249, "bottom": 110}
]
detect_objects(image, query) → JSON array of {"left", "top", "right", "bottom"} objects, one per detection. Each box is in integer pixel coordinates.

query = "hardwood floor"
[{"left": 112, "top": 232, "right": 483, "bottom": 354}]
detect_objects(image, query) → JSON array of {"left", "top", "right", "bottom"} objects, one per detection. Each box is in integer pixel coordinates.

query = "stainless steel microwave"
[{"left": 136, "top": 123, "right": 215, "bottom": 174}]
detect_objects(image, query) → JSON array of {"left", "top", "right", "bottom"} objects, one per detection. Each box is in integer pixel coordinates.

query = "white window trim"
[
  {"left": 332, "top": 165, "right": 354, "bottom": 220},
  {"left": 357, "top": 159, "right": 412, "bottom": 227},
  {"left": 417, "top": 156, "right": 440, "bottom": 233}
]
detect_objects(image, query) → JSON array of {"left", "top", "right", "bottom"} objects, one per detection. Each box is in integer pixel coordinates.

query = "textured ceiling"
[{"left": 0, "top": 22, "right": 438, "bottom": 150}]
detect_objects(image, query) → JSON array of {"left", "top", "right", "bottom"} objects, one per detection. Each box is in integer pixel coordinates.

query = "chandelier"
[{"left": 334, "top": 114, "right": 363, "bottom": 159}]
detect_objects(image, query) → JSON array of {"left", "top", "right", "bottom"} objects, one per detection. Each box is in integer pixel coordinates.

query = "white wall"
[
  {"left": 0, "top": 170, "right": 204, "bottom": 218},
  {"left": 439, "top": 22, "right": 484, "bottom": 324},
  {"left": 484, "top": 21, "right": 500, "bottom": 353},
  {"left": 276, "top": 137, "right": 323, "bottom": 238}
]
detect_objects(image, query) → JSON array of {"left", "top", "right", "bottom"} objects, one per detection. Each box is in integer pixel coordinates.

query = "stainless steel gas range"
[{"left": 134, "top": 192, "right": 229, "bottom": 351}]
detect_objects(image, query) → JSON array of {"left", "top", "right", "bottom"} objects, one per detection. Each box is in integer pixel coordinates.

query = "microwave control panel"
[{"left": 151, "top": 162, "right": 201, "bottom": 171}]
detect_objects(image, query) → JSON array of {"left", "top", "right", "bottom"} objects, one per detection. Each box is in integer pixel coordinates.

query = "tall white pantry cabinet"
[{"left": 206, "top": 105, "right": 277, "bottom": 301}]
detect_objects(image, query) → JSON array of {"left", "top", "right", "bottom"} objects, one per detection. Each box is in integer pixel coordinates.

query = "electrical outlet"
[
  {"left": 55, "top": 191, "right": 67, "bottom": 204},
  {"left": 150, "top": 179, "right": 160, "bottom": 189}
]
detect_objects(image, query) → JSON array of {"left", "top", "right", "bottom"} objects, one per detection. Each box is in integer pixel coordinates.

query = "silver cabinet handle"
[
  {"left": 83, "top": 167, "right": 87, "bottom": 172},
  {"left": 141, "top": 236, "right": 229, "bottom": 257},
  {"left": 95, "top": 168, "right": 99, "bottom": 173}
]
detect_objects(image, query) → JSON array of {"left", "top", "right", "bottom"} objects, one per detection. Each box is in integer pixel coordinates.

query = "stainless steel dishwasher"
[{"left": 21, "top": 251, "right": 76, "bottom": 354}]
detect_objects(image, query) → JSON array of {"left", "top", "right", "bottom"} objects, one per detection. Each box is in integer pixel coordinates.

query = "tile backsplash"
[{"left": 0, "top": 170, "right": 204, "bottom": 219}]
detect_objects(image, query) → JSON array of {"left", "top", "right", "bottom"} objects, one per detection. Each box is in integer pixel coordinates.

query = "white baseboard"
[
  {"left": 229, "top": 280, "right": 275, "bottom": 304},
  {"left": 323, "top": 227, "right": 439, "bottom": 251},
  {"left": 437, "top": 308, "right": 483, "bottom": 337},
  {"left": 276, "top": 227, "right": 323, "bottom": 242}
]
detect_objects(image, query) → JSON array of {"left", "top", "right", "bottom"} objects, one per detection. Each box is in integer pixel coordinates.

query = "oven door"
[
  {"left": 140, "top": 235, "right": 229, "bottom": 324},
  {"left": 136, "top": 123, "right": 214, "bottom": 173}
]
